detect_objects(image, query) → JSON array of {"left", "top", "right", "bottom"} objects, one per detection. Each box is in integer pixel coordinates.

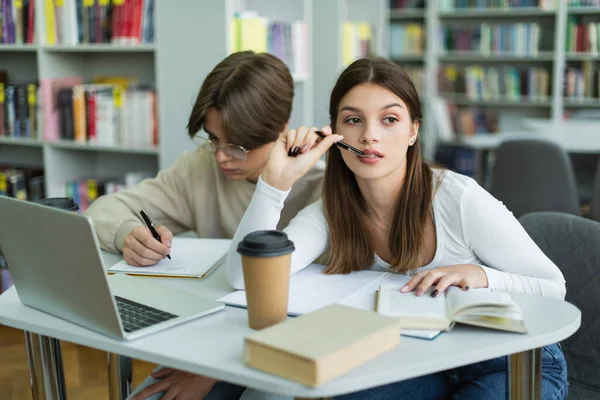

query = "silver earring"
[{"left": 410, "top": 138, "right": 416, "bottom": 146}]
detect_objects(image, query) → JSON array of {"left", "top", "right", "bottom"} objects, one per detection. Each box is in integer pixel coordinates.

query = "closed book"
[{"left": 244, "top": 304, "right": 401, "bottom": 387}]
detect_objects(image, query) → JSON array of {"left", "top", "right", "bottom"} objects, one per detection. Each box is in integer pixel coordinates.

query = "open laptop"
[{"left": 0, "top": 196, "right": 225, "bottom": 340}]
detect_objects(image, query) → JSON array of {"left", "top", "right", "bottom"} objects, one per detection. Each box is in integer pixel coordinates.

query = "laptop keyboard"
[{"left": 115, "top": 296, "right": 179, "bottom": 333}]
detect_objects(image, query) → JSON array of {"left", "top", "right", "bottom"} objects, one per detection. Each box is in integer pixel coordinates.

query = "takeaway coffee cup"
[
  {"left": 237, "top": 230, "right": 295, "bottom": 330},
  {"left": 35, "top": 197, "right": 80, "bottom": 212}
]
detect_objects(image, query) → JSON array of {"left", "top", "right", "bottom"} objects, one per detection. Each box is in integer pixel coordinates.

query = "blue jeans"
[
  {"left": 335, "top": 343, "right": 568, "bottom": 400},
  {"left": 204, "top": 381, "right": 247, "bottom": 400}
]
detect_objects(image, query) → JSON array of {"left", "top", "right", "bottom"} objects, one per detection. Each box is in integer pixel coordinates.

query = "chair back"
[
  {"left": 519, "top": 211, "right": 600, "bottom": 395},
  {"left": 490, "top": 140, "right": 580, "bottom": 218},
  {"left": 591, "top": 161, "right": 600, "bottom": 222}
]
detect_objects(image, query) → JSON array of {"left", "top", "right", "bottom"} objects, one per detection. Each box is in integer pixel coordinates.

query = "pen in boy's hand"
[{"left": 139, "top": 210, "right": 171, "bottom": 260}]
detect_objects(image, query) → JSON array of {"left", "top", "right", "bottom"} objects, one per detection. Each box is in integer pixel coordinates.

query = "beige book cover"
[
  {"left": 244, "top": 304, "right": 401, "bottom": 387},
  {"left": 377, "top": 284, "right": 527, "bottom": 334}
]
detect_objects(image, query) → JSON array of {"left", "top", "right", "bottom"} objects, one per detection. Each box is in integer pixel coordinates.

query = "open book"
[
  {"left": 218, "top": 264, "right": 441, "bottom": 339},
  {"left": 377, "top": 284, "right": 527, "bottom": 334},
  {"left": 108, "top": 238, "right": 231, "bottom": 279}
]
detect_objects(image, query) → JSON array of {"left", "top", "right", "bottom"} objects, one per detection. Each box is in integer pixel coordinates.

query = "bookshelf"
[
  {"left": 386, "top": 1, "right": 573, "bottom": 162},
  {"left": 387, "top": 0, "right": 600, "bottom": 192},
  {"left": 1, "top": 0, "right": 315, "bottom": 203},
  {"left": 312, "top": 0, "right": 389, "bottom": 127}
]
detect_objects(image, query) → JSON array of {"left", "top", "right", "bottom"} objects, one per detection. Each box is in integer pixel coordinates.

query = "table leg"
[
  {"left": 108, "top": 353, "right": 133, "bottom": 400},
  {"left": 508, "top": 348, "right": 542, "bottom": 400},
  {"left": 24, "top": 331, "right": 68, "bottom": 400}
]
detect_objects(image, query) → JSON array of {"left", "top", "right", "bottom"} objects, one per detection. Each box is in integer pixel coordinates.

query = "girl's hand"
[
  {"left": 400, "top": 264, "right": 489, "bottom": 297},
  {"left": 261, "top": 126, "right": 343, "bottom": 191}
]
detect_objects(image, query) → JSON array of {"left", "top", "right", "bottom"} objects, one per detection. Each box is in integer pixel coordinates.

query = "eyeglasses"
[{"left": 193, "top": 135, "right": 249, "bottom": 161}]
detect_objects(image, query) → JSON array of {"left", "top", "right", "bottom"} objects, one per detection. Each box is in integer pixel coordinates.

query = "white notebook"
[
  {"left": 218, "top": 264, "right": 442, "bottom": 339},
  {"left": 108, "top": 238, "right": 231, "bottom": 279}
]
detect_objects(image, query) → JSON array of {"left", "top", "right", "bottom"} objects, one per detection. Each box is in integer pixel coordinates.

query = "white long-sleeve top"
[{"left": 226, "top": 169, "right": 566, "bottom": 300}]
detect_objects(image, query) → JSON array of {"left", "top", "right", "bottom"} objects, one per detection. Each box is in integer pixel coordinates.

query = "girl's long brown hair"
[{"left": 323, "top": 57, "right": 434, "bottom": 274}]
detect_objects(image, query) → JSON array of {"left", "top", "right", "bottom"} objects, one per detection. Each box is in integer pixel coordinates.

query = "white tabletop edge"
[{"left": 0, "top": 285, "right": 582, "bottom": 398}]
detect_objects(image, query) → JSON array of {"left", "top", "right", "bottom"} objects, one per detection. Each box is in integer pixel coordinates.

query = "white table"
[{"left": 0, "top": 253, "right": 581, "bottom": 399}]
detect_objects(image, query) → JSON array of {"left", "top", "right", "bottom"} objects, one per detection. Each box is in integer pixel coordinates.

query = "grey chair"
[
  {"left": 591, "top": 161, "right": 600, "bottom": 222},
  {"left": 519, "top": 212, "right": 600, "bottom": 399},
  {"left": 490, "top": 140, "right": 581, "bottom": 218}
]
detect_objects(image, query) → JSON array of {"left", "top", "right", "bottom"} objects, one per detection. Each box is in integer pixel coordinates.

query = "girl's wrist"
[{"left": 260, "top": 170, "right": 293, "bottom": 191}]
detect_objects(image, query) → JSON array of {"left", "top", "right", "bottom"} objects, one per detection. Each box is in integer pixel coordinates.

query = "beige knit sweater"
[{"left": 84, "top": 149, "right": 325, "bottom": 253}]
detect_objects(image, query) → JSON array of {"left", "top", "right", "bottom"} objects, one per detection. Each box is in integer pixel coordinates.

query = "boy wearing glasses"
[{"left": 85, "top": 51, "right": 324, "bottom": 267}]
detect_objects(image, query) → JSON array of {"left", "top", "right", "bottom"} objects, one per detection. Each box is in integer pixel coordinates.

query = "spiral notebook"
[{"left": 218, "top": 264, "right": 442, "bottom": 339}]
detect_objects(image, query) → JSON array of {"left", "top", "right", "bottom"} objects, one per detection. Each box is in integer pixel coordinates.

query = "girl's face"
[
  {"left": 204, "top": 108, "right": 274, "bottom": 182},
  {"left": 335, "top": 83, "right": 419, "bottom": 181}
]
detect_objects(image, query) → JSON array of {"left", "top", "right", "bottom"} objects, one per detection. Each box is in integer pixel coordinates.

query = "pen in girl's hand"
[
  {"left": 314, "top": 130, "right": 365, "bottom": 157},
  {"left": 139, "top": 210, "right": 171, "bottom": 260}
]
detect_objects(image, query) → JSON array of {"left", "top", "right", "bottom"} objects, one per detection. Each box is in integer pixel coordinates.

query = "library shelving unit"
[
  {"left": 1, "top": 0, "right": 160, "bottom": 199},
  {"left": 388, "top": 1, "right": 432, "bottom": 157},
  {"left": 563, "top": 2, "right": 600, "bottom": 115},
  {"left": 387, "top": 1, "right": 600, "bottom": 152},
  {"left": 434, "top": 1, "right": 563, "bottom": 151},
  {"left": 387, "top": 0, "right": 600, "bottom": 188},
  {"left": 312, "top": 0, "right": 389, "bottom": 127},
  {"left": 1, "top": 0, "right": 315, "bottom": 200},
  {"left": 157, "top": 0, "right": 314, "bottom": 166}
]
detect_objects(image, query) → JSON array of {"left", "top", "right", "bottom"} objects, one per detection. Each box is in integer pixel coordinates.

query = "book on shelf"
[
  {"left": 40, "top": 76, "right": 157, "bottom": 148},
  {"left": 44, "top": 0, "right": 154, "bottom": 45},
  {"left": 438, "top": 65, "right": 551, "bottom": 101},
  {"left": 435, "top": 146, "right": 479, "bottom": 178},
  {"left": 230, "top": 11, "right": 310, "bottom": 79},
  {"left": 404, "top": 66, "right": 425, "bottom": 95},
  {"left": 563, "top": 62, "right": 600, "bottom": 99},
  {"left": 377, "top": 284, "right": 527, "bottom": 334},
  {"left": 0, "top": 262, "right": 13, "bottom": 294},
  {"left": 440, "top": 23, "right": 544, "bottom": 56},
  {"left": 1, "top": 70, "right": 40, "bottom": 139},
  {"left": 0, "top": 0, "right": 35, "bottom": 44},
  {"left": 569, "top": 0, "right": 600, "bottom": 7},
  {"left": 566, "top": 17, "right": 600, "bottom": 54},
  {"left": 390, "top": 0, "right": 425, "bottom": 9},
  {"left": 64, "top": 170, "right": 153, "bottom": 212},
  {"left": 439, "top": 0, "right": 555, "bottom": 10},
  {"left": 245, "top": 304, "right": 401, "bottom": 387},
  {"left": 0, "top": 166, "right": 45, "bottom": 202},
  {"left": 390, "top": 23, "right": 425, "bottom": 57},
  {"left": 343, "top": 21, "right": 375, "bottom": 66}
]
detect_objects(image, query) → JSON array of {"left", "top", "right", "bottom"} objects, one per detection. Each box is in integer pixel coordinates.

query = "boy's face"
[{"left": 204, "top": 108, "right": 274, "bottom": 182}]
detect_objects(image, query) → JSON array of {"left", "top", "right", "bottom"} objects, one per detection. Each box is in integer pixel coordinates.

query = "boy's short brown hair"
[{"left": 187, "top": 51, "right": 294, "bottom": 150}]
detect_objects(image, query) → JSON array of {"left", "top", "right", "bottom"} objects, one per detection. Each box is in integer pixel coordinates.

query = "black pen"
[
  {"left": 315, "top": 130, "right": 365, "bottom": 157},
  {"left": 140, "top": 210, "right": 171, "bottom": 260}
]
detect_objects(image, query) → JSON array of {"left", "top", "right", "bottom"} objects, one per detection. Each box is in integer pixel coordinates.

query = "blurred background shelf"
[{"left": 41, "top": 44, "right": 157, "bottom": 53}]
